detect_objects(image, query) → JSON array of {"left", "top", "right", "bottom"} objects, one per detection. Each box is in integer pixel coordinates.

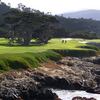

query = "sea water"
[{"left": 52, "top": 89, "right": 100, "bottom": 100}]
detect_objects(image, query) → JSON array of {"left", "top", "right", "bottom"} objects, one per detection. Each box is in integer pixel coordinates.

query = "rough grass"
[{"left": 0, "top": 50, "right": 61, "bottom": 71}]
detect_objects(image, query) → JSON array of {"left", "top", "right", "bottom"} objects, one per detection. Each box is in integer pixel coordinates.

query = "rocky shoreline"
[{"left": 0, "top": 56, "right": 100, "bottom": 100}]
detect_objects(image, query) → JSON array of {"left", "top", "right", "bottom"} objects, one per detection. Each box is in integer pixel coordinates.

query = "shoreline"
[{"left": 0, "top": 56, "right": 100, "bottom": 99}]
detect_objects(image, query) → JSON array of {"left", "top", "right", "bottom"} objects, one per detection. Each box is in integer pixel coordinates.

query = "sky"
[{"left": 1, "top": 0, "right": 100, "bottom": 14}]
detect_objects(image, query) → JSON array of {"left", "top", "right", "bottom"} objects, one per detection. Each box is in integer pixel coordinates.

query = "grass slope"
[{"left": 0, "top": 50, "right": 61, "bottom": 72}]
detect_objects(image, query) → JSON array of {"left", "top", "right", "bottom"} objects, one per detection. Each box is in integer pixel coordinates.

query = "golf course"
[{"left": 0, "top": 38, "right": 99, "bottom": 72}]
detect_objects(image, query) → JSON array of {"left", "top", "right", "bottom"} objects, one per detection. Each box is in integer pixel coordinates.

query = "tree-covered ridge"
[
  {"left": 55, "top": 16, "right": 100, "bottom": 38},
  {"left": 0, "top": 1, "right": 100, "bottom": 46},
  {"left": 0, "top": 1, "right": 12, "bottom": 37}
]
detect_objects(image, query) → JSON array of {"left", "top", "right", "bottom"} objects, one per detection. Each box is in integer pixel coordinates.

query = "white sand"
[{"left": 61, "top": 38, "right": 72, "bottom": 41}]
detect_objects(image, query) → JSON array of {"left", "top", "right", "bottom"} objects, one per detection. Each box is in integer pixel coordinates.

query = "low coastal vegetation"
[{"left": 0, "top": 50, "right": 61, "bottom": 72}]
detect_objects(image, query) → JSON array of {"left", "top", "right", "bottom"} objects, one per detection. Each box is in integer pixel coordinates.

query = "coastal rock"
[
  {"left": 0, "top": 56, "right": 100, "bottom": 100},
  {"left": 72, "top": 96, "right": 96, "bottom": 100},
  {"left": 0, "top": 77, "right": 58, "bottom": 100},
  {"left": 34, "top": 57, "right": 100, "bottom": 94},
  {"left": 93, "top": 57, "right": 100, "bottom": 65},
  {"left": 82, "top": 56, "right": 100, "bottom": 65}
]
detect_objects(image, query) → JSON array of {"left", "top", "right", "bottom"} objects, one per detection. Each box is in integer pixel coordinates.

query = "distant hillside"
[{"left": 61, "top": 10, "right": 100, "bottom": 20}]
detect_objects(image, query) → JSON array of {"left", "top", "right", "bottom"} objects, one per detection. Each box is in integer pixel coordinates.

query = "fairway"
[
  {"left": 0, "top": 38, "right": 99, "bottom": 71},
  {"left": 0, "top": 38, "right": 99, "bottom": 54}
]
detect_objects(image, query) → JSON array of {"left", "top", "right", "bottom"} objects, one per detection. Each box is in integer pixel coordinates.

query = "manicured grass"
[
  {"left": 86, "top": 39, "right": 100, "bottom": 43},
  {"left": 0, "top": 38, "right": 99, "bottom": 71},
  {"left": 0, "top": 38, "right": 99, "bottom": 54}
]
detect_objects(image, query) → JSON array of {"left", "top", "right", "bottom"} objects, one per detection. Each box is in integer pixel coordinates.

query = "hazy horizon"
[{"left": 1, "top": 0, "right": 100, "bottom": 14}]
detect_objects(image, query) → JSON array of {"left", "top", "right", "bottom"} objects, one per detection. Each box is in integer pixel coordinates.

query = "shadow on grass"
[
  {"left": 53, "top": 49, "right": 97, "bottom": 57},
  {"left": 77, "top": 45, "right": 99, "bottom": 51},
  {"left": 0, "top": 42, "right": 47, "bottom": 47}
]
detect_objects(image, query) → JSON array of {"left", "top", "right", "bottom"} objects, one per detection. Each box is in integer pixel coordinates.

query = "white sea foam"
[{"left": 52, "top": 89, "right": 100, "bottom": 100}]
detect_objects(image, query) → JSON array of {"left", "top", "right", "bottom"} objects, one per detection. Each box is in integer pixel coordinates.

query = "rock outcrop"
[
  {"left": 0, "top": 56, "right": 100, "bottom": 100},
  {"left": 72, "top": 96, "right": 96, "bottom": 100},
  {"left": 0, "top": 72, "right": 60, "bottom": 100}
]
